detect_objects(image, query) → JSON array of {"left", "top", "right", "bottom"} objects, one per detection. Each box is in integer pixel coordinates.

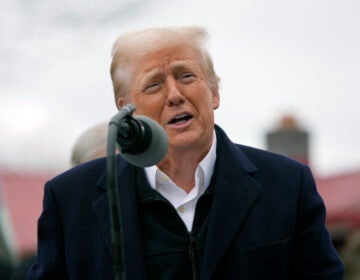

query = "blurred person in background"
[
  {"left": 27, "top": 26, "right": 343, "bottom": 279},
  {"left": 70, "top": 121, "right": 108, "bottom": 167}
]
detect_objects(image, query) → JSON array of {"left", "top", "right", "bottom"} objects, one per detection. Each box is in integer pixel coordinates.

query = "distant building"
[{"left": 266, "top": 115, "right": 310, "bottom": 165}]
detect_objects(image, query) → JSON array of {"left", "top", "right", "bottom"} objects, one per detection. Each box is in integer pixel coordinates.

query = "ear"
[
  {"left": 211, "top": 86, "right": 220, "bottom": 110},
  {"left": 116, "top": 97, "right": 126, "bottom": 110}
]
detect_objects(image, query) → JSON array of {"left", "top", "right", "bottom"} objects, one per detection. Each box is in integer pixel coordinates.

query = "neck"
[{"left": 157, "top": 143, "right": 211, "bottom": 193}]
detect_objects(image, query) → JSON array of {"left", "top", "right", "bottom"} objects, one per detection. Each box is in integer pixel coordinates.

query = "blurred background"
[{"left": 0, "top": 0, "right": 359, "bottom": 278}]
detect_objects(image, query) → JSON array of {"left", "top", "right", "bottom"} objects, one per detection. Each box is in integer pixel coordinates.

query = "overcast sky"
[{"left": 0, "top": 0, "right": 359, "bottom": 176}]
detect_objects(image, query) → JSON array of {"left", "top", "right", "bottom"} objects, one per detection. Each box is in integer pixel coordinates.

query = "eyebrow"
[
  {"left": 171, "top": 60, "right": 199, "bottom": 74},
  {"left": 140, "top": 68, "right": 162, "bottom": 87},
  {"left": 140, "top": 60, "right": 200, "bottom": 87}
]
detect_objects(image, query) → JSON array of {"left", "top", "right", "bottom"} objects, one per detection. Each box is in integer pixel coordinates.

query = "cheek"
[
  {"left": 199, "top": 92, "right": 217, "bottom": 110},
  {"left": 133, "top": 96, "right": 164, "bottom": 121},
  {"left": 132, "top": 93, "right": 156, "bottom": 112}
]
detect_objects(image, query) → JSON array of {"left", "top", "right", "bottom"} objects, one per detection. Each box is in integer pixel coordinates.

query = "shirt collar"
[{"left": 145, "top": 130, "right": 217, "bottom": 190}]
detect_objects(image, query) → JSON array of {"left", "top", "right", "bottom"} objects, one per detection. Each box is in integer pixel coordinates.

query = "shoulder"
[
  {"left": 215, "top": 125, "right": 315, "bottom": 196},
  {"left": 216, "top": 124, "right": 307, "bottom": 173},
  {"left": 237, "top": 143, "right": 305, "bottom": 170},
  {"left": 215, "top": 125, "right": 312, "bottom": 195},
  {"left": 237, "top": 144, "right": 313, "bottom": 185},
  {"left": 52, "top": 157, "right": 106, "bottom": 183},
  {"left": 45, "top": 157, "right": 108, "bottom": 196}
]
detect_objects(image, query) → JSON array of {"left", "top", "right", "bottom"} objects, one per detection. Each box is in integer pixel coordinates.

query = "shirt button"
[
  {"left": 178, "top": 206, "right": 185, "bottom": 213},
  {"left": 161, "top": 175, "right": 168, "bottom": 182}
]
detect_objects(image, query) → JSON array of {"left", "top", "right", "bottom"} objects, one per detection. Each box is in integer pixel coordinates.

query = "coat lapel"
[
  {"left": 201, "top": 127, "right": 262, "bottom": 280},
  {"left": 92, "top": 158, "right": 148, "bottom": 280},
  {"left": 92, "top": 190, "right": 112, "bottom": 259}
]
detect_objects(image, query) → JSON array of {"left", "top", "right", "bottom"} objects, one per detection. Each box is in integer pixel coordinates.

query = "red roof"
[
  {"left": 0, "top": 170, "right": 54, "bottom": 258},
  {"left": 316, "top": 170, "right": 360, "bottom": 229}
]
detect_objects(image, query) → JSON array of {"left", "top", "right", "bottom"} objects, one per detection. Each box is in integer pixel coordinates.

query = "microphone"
[
  {"left": 111, "top": 106, "right": 168, "bottom": 167},
  {"left": 106, "top": 104, "right": 168, "bottom": 279}
]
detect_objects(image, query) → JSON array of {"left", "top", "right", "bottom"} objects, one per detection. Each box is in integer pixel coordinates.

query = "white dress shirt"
[{"left": 144, "top": 132, "right": 217, "bottom": 231}]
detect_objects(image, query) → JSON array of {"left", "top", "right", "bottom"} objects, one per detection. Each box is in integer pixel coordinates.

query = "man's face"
[{"left": 118, "top": 44, "right": 219, "bottom": 152}]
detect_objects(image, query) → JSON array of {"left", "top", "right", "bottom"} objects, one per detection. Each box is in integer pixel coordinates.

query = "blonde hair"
[{"left": 110, "top": 26, "right": 220, "bottom": 105}]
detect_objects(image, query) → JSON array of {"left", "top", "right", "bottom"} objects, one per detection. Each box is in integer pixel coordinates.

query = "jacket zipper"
[
  {"left": 167, "top": 202, "right": 199, "bottom": 280},
  {"left": 188, "top": 232, "right": 198, "bottom": 280}
]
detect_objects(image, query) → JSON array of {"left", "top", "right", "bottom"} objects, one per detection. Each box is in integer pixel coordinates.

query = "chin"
[{"left": 168, "top": 133, "right": 207, "bottom": 151}]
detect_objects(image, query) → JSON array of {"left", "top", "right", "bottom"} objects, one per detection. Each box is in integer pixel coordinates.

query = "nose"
[{"left": 165, "top": 77, "right": 185, "bottom": 106}]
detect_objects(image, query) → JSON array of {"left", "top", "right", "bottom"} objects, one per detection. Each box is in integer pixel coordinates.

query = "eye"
[
  {"left": 179, "top": 72, "right": 196, "bottom": 83},
  {"left": 144, "top": 81, "right": 161, "bottom": 93}
]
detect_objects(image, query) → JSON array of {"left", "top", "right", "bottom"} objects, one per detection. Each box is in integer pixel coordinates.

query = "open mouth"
[{"left": 168, "top": 113, "right": 193, "bottom": 125}]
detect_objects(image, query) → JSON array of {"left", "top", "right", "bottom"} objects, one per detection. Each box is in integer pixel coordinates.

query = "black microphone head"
[{"left": 118, "top": 115, "right": 168, "bottom": 167}]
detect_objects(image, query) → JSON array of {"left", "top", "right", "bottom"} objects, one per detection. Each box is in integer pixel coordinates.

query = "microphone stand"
[{"left": 106, "top": 104, "right": 136, "bottom": 280}]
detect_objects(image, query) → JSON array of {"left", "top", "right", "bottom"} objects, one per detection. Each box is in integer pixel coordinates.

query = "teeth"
[
  {"left": 174, "top": 113, "right": 188, "bottom": 119},
  {"left": 169, "top": 113, "right": 191, "bottom": 124}
]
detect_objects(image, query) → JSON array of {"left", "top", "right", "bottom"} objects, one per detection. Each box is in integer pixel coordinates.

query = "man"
[{"left": 27, "top": 26, "right": 343, "bottom": 279}]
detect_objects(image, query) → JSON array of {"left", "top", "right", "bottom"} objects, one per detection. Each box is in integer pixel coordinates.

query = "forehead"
[
  {"left": 133, "top": 44, "right": 204, "bottom": 77},
  {"left": 142, "top": 60, "right": 200, "bottom": 80}
]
